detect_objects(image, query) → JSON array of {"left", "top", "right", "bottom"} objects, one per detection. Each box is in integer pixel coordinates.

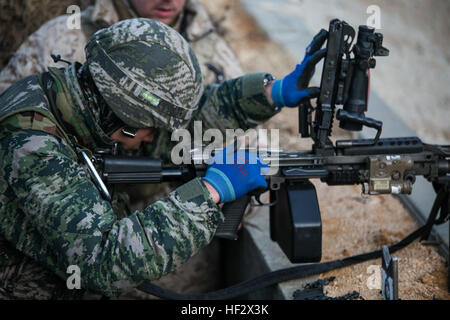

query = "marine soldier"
[
  {"left": 0, "top": 0, "right": 245, "bottom": 297},
  {"left": 0, "top": 0, "right": 243, "bottom": 93},
  {"left": 0, "top": 18, "right": 326, "bottom": 298}
]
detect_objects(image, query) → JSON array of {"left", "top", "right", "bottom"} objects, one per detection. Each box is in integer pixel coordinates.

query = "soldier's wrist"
[
  {"left": 264, "top": 80, "right": 275, "bottom": 107},
  {"left": 202, "top": 180, "right": 221, "bottom": 204},
  {"left": 263, "top": 74, "right": 277, "bottom": 110}
]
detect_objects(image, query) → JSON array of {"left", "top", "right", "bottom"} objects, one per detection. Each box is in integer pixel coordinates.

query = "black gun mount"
[{"left": 300, "top": 19, "right": 389, "bottom": 155}]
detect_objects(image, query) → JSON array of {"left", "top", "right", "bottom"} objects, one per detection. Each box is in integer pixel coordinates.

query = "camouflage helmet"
[{"left": 85, "top": 18, "right": 203, "bottom": 131}]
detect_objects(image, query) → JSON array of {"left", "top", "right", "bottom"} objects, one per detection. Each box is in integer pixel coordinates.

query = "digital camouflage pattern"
[
  {"left": 0, "top": 237, "right": 85, "bottom": 299},
  {"left": 86, "top": 18, "right": 203, "bottom": 131},
  {"left": 0, "top": 0, "right": 244, "bottom": 93},
  {"left": 0, "top": 41, "right": 277, "bottom": 298},
  {"left": 0, "top": 74, "right": 224, "bottom": 297},
  {"left": 0, "top": 129, "right": 223, "bottom": 297}
]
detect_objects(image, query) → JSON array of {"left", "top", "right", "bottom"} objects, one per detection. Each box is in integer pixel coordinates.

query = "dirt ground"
[
  {"left": 0, "top": 0, "right": 92, "bottom": 69},
  {"left": 199, "top": 0, "right": 450, "bottom": 300}
]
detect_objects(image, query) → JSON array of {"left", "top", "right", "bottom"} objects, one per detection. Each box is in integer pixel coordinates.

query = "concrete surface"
[
  {"left": 230, "top": 0, "right": 448, "bottom": 299},
  {"left": 225, "top": 206, "right": 315, "bottom": 299}
]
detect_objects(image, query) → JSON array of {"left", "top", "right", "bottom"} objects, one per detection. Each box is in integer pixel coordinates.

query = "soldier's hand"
[
  {"left": 202, "top": 146, "right": 268, "bottom": 203},
  {"left": 271, "top": 29, "right": 327, "bottom": 108}
]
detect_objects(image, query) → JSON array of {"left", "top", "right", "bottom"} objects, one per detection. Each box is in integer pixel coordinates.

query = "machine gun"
[{"left": 84, "top": 19, "right": 449, "bottom": 269}]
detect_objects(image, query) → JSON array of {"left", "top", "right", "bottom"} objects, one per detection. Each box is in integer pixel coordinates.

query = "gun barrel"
[
  {"left": 98, "top": 155, "right": 197, "bottom": 184},
  {"left": 96, "top": 138, "right": 449, "bottom": 196}
]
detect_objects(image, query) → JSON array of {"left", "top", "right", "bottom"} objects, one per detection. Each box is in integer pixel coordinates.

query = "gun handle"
[{"left": 215, "top": 195, "right": 250, "bottom": 240}]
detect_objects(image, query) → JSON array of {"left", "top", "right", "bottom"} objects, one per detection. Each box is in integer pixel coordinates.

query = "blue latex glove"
[
  {"left": 202, "top": 146, "right": 269, "bottom": 203},
  {"left": 272, "top": 29, "right": 328, "bottom": 108}
]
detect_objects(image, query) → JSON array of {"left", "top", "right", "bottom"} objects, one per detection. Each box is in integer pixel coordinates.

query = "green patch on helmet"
[{"left": 140, "top": 90, "right": 160, "bottom": 107}]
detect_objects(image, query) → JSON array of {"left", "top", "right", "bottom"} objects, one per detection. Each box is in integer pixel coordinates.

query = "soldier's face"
[
  {"left": 128, "top": 0, "right": 187, "bottom": 26},
  {"left": 111, "top": 127, "right": 156, "bottom": 151}
]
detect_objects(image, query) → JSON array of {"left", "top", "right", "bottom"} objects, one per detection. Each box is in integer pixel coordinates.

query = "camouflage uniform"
[
  {"left": 0, "top": 1, "right": 244, "bottom": 298},
  {"left": 0, "top": 0, "right": 243, "bottom": 93},
  {"left": 0, "top": 29, "right": 276, "bottom": 299}
]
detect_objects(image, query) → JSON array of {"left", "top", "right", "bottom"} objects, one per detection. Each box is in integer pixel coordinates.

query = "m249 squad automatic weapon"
[{"left": 83, "top": 19, "right": 449, "bottom": 298}]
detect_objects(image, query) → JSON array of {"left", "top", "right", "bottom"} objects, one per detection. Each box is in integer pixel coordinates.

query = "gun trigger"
[
  {"left": 255, "top": 194, "right": 265, "bottom": 206},
  {"left": 249, "top": 194, "right": 262, "bottom": 207},
  {"left": 250, "top": 192, "right": 278, "bottom": 207}
]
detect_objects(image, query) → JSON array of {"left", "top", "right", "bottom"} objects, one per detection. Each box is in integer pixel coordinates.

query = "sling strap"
[{"left": 137, "top": 185, "right": 449, "bottom": 300}]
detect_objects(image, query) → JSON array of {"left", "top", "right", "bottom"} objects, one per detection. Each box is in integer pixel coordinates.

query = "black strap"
[
  {"left": 137, "top": 187, "right": 449, "bottom": 300},
  {"left": 421, "top": 186, "right": 449, "bottom": 240}
]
